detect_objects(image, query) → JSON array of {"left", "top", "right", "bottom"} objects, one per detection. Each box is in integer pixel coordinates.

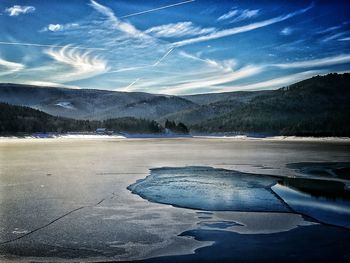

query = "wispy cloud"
[
  {"left": 173, "top": 4, "right": 313, "bottom": 47},
  {"left": 90, "top": 0, "right": 145, "bottom": 38},
  {"left": 41, "top": 23, "right": 79, "bottom": 32},
  {"left": 145, "top": 22, "right": 215, "bottom": 38},
  {"left": 0, "top": 41, "right": 105, "bottom": 50},
  {"left": 162, "top": 65, "right": 263, "bottom": 95},
  {"left": 231, "top": 9, "right": 260, "bottom": 23},
  {"left": 338, "top": 37, "right": 350, "bottom": 41},
  {"left": 217, "top": 9, "right": 239, "bottom": 21},
  {"left": 280, "top": 27, "right": 293, "bottom": 36},
  {"left": 44, "top": 45, "right": 108, "bottom": 82},
  {"left": 215, "top": 70, "right": 327, "bottom": 92},
  {"left": 217, "top": 8, "right": 259, "bottom": 23},
  {"left": 120, "top": 0, "right": 195, "bottom": 18},
  {"left": 317, "top": 25, "right": 343, "bottom": 34},
  {"left": 0, "top": 58, "right": 25, "bottom": 76},
  {"left": 179, "top": 51, "right": 237, "bottom": 72},
  {"left": 322, "top": 32, "right": 348, "bottom": 42},
  {"left": 273, "top": 54, "right": 350, "bottom": 69},
  {"left": 5, "top": 5, "right": 35, "bottom": 16},
  {"left": 22, "top": 81, "right": 81, "bottom": 89},
  {"left": 4, "top": 0, "right": 343, "bottom": 95},
  {"left": 316, "top": 22, "right": 348, "bottom": 34}
]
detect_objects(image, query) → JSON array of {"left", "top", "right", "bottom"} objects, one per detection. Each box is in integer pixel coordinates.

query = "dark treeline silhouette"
[
  {"left": 104, "top": 118, "right": 162, "bottom": 134},
  {"left": 0, "top": 103, "right": 188, "bottom": 135},
  {"left": 165, "top": 119, "right": 189, "bottom": 134}
]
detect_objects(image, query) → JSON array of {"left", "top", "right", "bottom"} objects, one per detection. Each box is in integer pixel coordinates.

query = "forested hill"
[
  {"left": 191, "top": 73, "right": 350, "bottom": 136},
  {"left": 1, "top": 73, "right": 350, "bottom": 136},
  {"left": 0, "top": 103, "right": 169, "bottom": 135},
  {"left": 0, "top": 83, "right": 196, "bottom": 120}
]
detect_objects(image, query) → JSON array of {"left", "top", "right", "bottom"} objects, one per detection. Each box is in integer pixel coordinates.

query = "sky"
[{"left": 0, "top": 0, "right": 349, "bottom": 95}]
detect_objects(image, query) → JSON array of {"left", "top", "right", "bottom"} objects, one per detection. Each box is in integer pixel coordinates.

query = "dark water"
[{"left": 118, "top": 225, "right": 350, "bottom": 263}]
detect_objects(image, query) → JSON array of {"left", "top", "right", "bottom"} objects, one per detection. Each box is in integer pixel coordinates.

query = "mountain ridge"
[{"left": 1, "top": 73, "right": 349, "bottom": 136}]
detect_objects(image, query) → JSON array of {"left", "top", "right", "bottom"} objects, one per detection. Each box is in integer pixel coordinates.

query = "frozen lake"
[{"left": 0, "top": 138, "right": 350, "bottom": 262}]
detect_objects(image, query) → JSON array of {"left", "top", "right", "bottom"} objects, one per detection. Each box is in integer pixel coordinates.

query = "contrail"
[
  {"left": 107, "top": 48, "right": 174, "bottom": 74},
  {"left": 125, "top": 78, "right": 140, "bottom": 89},
  {"left": 153, "top": 48, "right": 174, "bottom": 66},
  {"left": 120, "top": 0, "right": 195, "bottom": 18},
  {"left": 115, "top": 78, "right": 141, "bottom": 92},
  {"left": 108, "top": 65, "right": 149, "bottom": 74},
  {"left": 0, "top": 41, "right": 105, "bottom": 50}
]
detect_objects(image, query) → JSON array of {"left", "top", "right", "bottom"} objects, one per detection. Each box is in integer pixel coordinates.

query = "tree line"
[{"left": 0, "top": 103, "right": 190, "bottom": 135}]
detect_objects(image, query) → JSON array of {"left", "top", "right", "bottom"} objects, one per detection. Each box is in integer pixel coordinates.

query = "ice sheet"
[{"left": 128, "top": 166, "right": 290, "bottom": 212}]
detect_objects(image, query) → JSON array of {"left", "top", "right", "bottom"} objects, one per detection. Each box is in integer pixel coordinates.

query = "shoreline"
[{"left": 0, "top": 134, "right": 349, "bottom": 142}]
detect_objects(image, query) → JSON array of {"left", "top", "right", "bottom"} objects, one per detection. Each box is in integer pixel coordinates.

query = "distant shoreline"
[{"left": 0, "top": 133, "right": 349, "bottom": 142}]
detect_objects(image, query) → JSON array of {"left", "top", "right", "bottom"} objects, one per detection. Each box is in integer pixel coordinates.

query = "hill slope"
[
  {"left": 192, "top": 73, "right": 350, "bottom": 136},
  {"left": 0, "top": 103, "right": 164, "bottom": 135},
  {"left": 0, "top": 84, "right": 197, "bottom": 120}
]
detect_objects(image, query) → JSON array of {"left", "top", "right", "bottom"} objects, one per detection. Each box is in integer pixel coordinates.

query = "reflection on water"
[
  {"left": 279, "top": 177, "right": 350, "bottom": 200},
  {"left": 334, "top": 167, "right": 350, "bottom": 180},
  {"left": 272, "top": 180, "right": 350, "bottom": 228}
]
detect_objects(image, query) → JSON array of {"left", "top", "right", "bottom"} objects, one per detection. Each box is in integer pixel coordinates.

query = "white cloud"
[
  {"left": 90, "top": 0, "right": 145, "bottom": 38},
  {"left": 338, "top": 37, "right": 350, "bottom": 41},
  {"left": 317, "top": 25, "right": 343, "bottom": 34},
  {"left": 41, "top": 23, "right": 79, "bottom": 32},
  {"left": 280, "top": 27, "right": 292, "bottom": 35},
  {"left": 22, "top": 81, "right": 81, "bottom": 89},
  {"left": 272, "top": 54, "right": 350, "bottom": 69},
  {"left": 5, "top": 5, "right": 35, "bottom": 16},
  {"left": 45, "top": 45, "right": 109, "bottom": 82},
  {"left": 0, "top": 58, "right": 25, "bottom": 76},
  {"left": 217, "top": 9, "right": 239, "bottom": 21},
  {"left": 316, "top": 22, "right": 348, "bottom": 35},
  {"left": 179, "top": 51, "right": 237, "bottom": 72},
  {"left": 48, "top": 24, "right": 61, "bottom": 32},
  {"left": 145, "top": 22, "right": 215, "bottom": 38},
  {"left": 0, "top": 41, "right": 104, "bottom": 50},
  {"left": 322, "top": 32, "right": 348, "bottom": 42},
  {"left": 230, "top": 9, "right": 260, "bottom": 23},
  {"left": 173, "top": 4, "right": 313, "bottom": 47},
  {"left": 216, "top": 70, "right": 326, "bottom": 92},
  {"left": 162, "top": 65, "right": 263, "bottom": 94},
  {"left": 217, "top": 8, "right": 259, "bottom": 22}
]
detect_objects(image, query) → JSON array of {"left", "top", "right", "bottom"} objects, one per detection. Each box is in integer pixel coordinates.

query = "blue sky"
[{"left": 0, "top": 0, "right": 349, "bottom": 94}]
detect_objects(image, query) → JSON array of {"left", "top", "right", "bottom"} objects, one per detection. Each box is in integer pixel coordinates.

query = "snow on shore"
[
  {"left": 0, "top": 134, "right": 349, "bottom": 141},
  {"left": 194, "top": 135, "right": 350, "bottom": 142}
]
